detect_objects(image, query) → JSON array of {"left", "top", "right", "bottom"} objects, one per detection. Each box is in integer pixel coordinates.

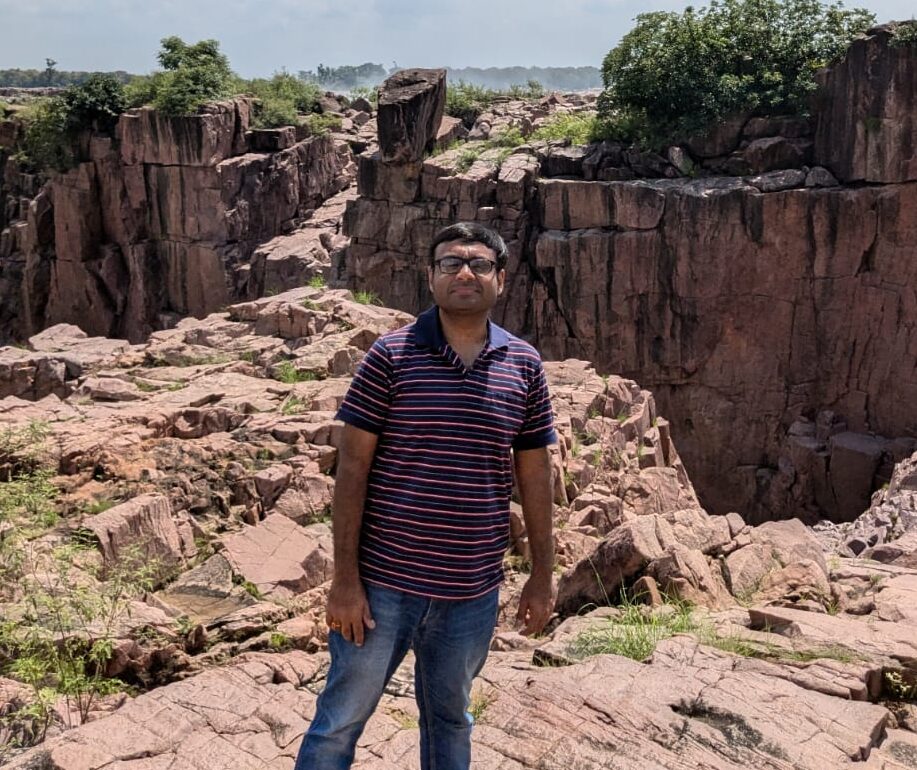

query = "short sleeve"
[
  {"left": 512, "top": 360, "right": 557, "bottom": 451},
  {"left": 335, "top": 339, "right": 393, "bottom": 434}
]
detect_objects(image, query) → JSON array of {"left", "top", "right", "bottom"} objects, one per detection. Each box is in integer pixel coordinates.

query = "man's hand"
[
  {"left": 515, "top": 573, "right": 556, "bottom": 636},
  {"left": 326, "top": 578, "right": 376, "bottom": 646}
]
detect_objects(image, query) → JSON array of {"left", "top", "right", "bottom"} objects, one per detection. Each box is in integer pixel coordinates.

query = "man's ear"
[
  {"left": 497, "top": 268, "right": 506, "bottom": 296},
  {"left": 426, "top": 266, "right": 434, "bottom": 294}
]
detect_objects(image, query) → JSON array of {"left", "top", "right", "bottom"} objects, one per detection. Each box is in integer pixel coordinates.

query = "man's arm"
[
  {"left": 325, "top": 423, "right": 379, "bottom": 646},
  {"left": 513, "top": 445, "right": 555, "bottom": 635}
]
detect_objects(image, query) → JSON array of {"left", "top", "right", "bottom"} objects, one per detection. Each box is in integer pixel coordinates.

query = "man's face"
[{"left": 427, "top": 239, "right": 505, "bottom": 316}]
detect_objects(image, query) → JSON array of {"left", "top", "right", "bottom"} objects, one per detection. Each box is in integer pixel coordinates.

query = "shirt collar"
[{"left": 414, "top": 306, "right": 511, "bottom": 352}]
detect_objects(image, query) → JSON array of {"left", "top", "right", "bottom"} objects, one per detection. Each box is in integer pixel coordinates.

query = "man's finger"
[
  {"left": 516, "top": 598, "right": 529, "bottom": 626},
  {"left": 353, "top": 617, "right": 365, "bottom": 647},
  {"left": 341, "top": 620, "right": 354, "bottom": 643},
  {"left": 362, "top": 603, "right": 376, "bottom": 630}
]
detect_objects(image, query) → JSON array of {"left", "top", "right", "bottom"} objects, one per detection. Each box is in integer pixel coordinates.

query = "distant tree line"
[
  {"left": 294, "top": 63, "right": 601, "bottom": 92},
  {"left": 0, "top": 60, "right": 133, "bottom": 88},
  {"left": 445, "top": 67, "right": 601, "bottom": 91}
]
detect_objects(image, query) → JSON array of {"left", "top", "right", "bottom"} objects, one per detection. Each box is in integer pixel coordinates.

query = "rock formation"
[
  {"left": 338, "top": 26, "right": 917, "bottom": 524},
  {"left": 0, "top": 99, "right": 356, "bottom": 344},
  {"left": 1, "top": 293, "right": 917, "bottom": 768}
]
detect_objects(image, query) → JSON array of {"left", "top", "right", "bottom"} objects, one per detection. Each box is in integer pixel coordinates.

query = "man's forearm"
[
  {"left": 515, "top": 447, "right": 555, "bottom": 579},
  {"left": 331, "top": 426, "right": 378, "bottom": 582},
  {"left": 331, "top": 461, "right": 369, "bottom": 582}
]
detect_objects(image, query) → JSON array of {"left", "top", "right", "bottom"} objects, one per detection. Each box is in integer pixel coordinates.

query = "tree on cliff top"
[
  {"left": 596, "top": 0, "right": 875, "bottom": 147},
  {"left": 134, "top": 36, "right": 234, "bottom": 116},
  {"left": 20, "top": 73, "right": 126, "bottom": 172}
]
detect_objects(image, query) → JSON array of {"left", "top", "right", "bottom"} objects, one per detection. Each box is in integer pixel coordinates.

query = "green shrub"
[
  {"left": 597, "top": 0, "right": 874, "bottom": 147},
  {"left": 569, "top": 597, "right": 696, "bottom": 661},
  {"left": 445, "top": 81, "right": 499, "bottom": 126},
  {"left": 507, "top": 79, "right": 546, "bottom": 99},
  {"left": 303, "top": 112, "right": 342, "bottom": 135},
  {"left": 245, "top": 71, "right": 321, "bottom": 128},
  {"left": 353, "top": 290, "right": 382, "bottom": 306},
  {"left": 152, "top": 36, "right": 234, "bottom": 116},
  {"left": 18, "top": 74, "right": 125, "bottom": 171},
  {"left": 530, "top": 112, "right": 599, "bottom": 145},
  {"left": 274, "top": 360, "right": 319, "bottom": 383},
  {"left": 891, "top": 20, "right": 917, "bottom": 47},
  {"left": 0, "top": 543, "right": 157, "bottom": 736},
  {"left": 64, "top": 73, "right": 126, "bottom": 134},
  {"left": 123, "top": 72, "right": 166, "bottom": 108}
]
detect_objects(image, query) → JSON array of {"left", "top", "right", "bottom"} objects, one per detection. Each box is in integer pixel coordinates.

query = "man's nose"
[{"left": 455, "top": 262, "right": 476, "bottom": 278}]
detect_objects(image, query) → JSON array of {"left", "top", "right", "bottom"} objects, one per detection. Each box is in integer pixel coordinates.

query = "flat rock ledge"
[{"left": 7, "top": 631, "right": 916, "bottom": 770}]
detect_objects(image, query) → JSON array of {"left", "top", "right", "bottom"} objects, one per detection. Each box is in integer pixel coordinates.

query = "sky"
[{"left": 1, "top": 0, "right": 914, "bottom": 77}]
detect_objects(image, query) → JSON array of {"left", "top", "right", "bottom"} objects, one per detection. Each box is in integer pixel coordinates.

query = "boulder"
[
  {"left": 377, "top": 69, "right": 446, "bottom": 163},
  {"left": 220, "top": 513, "right": 334, "bottom": 598},
  {"left": 83, "top": 494, "right": 191, "bottom": 576}
]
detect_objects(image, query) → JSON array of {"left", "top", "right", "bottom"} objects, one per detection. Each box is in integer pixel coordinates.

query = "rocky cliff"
[
  {"left": 339, "top": 26, "right": 917, "bottom": 524},
  {"left": 0, "top": 99, "right": 354, "bottom": 343}
]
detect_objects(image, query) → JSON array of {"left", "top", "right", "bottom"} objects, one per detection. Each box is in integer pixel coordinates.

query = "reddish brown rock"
[
  {"left": 83, "top": 494, "right": 192, "bottom": 575},
  {"left": 815, "top": 24, "right": 917, "bottom": 183},
  {"left": 377, "top": 69, "right": 446, "bottom": 163},
  {"left": 220, "top": 514, "right": 334, "bottom": 598}
]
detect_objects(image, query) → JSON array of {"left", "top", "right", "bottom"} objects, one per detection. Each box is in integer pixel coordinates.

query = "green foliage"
[
  {"left": 0, "top": 543, "right": 157, "bottom": 735},
  {"left": 0, "top": 420, "right": 51, "bottom": 481},
  {"left": 890, "top": 20, "right": 917, "bottom": 47},
  {"left": 17, "top": 74, "right": 126, "bottom": 171},
  {"left": 445, "top": 81, "right": 499, "bottom": 126},
  {"left": 468, "top": 687, "right": 493, "bottom": 722},
  {"left": 19, "top": 97, "right": 74, "bottom": 171},
  {"left": 123, "top": 72, "right": 166, "bottom": 108},
  {"left": 353, "top": 290, "right": 382, "bottom": 306},
  {"left": 246, "top": 71, "right": 322, "bottom": 128},
  {"left": 151, "top": 36, "right": 233, "bottom": 116},
  {"left": 281, "top": 395, "right": 308, "bottom": 415},
  {"left": 597, "top": 0, "right": 875, "bottom": 147},
  {"left": 274, "top": 361, "right": 318, "bottom": 384},
  {"left": 884, "top": 670, "right": 917, "bottom": 701},
  {"left": 303, "top": 112, "right": 342, "bottom": 136},
  {"left": 348, "top": 85, "right": 378, "bottom": 107},
  {"left": 268, "top": 631, "right": 290, "bottom": 650},
  {"left": 507, "top": 79, "right": 546, "bottom": 99},
  {"left": 307, "top": 274, "right": 326, "bottom": 288},
  {"left": 530, "top": 112, "right": 599, "bottom": 145},
  {"left": 0, "top": 68, "right": 133, "bottom": 89},
  {"left": 63, "top": 73, "right": 126, "bottom": 133},
  {"left": 569, "top": 594, "right": 696, "bottom": 661}
]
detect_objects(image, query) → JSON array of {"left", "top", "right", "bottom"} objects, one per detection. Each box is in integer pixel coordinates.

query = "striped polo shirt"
[{"left": 335, "top": 305, "right": 557, "bottom": 600}]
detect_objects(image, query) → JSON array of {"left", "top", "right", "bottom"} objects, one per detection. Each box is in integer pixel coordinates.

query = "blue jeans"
[{"left": 294, "top": 582, "right": 499, "bottom": 770}]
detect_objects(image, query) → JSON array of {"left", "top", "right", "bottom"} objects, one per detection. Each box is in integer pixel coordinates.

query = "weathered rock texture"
[
  {"left": 0, "top": 99, "right": 354, "bottom": 343},
  {"left": 815, "top": 23, "right": 917, "bottom": 184},
  {"left": 339, "top": 28, "right": 917, "bottom": 523},
  {"left": 4, "top": 292, "right": 917, "bottom": 767}
]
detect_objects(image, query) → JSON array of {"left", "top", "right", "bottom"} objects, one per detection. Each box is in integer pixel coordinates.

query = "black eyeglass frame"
[{"left": 433, "top": 256, "right": 498, "bottom": 275}]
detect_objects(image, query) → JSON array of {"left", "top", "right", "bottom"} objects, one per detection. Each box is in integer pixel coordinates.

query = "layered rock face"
[
  {"left": 0, "top": 99, "right": 353, "bottom": 343},
  {"left": 340, "top": 28, "right": 917, "bottom": 523}
]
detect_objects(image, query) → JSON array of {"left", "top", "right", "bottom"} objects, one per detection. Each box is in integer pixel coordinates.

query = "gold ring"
[{"left": 329, "top": 620, "right": 342, "bottom": 630}]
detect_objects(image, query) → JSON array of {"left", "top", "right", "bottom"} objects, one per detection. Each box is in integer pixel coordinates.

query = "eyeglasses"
[{"left": 434, "top": 257, "right": 498, "bottom": 275}]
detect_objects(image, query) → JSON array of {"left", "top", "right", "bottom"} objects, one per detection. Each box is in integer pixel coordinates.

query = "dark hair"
[{"left": 429, "top": 222, "right": 508, "bottom": 271}]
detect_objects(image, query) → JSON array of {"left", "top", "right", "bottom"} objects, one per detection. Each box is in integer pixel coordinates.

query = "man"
[{"left": 295, "top": 222, "right": 556, "bottom": 770}]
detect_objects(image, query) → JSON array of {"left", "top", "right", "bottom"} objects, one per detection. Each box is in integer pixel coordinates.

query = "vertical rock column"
[
  {"left": 340, "top": 68, "right": 541, "bottom": 330},
  {"left": 342, "top": 69, "right": 446, "bottom": 310}
]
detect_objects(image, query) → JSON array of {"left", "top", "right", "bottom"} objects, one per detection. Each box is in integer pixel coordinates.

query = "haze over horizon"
[{"left": 1, "top": 0, "right": 914, "bottom": 77}]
